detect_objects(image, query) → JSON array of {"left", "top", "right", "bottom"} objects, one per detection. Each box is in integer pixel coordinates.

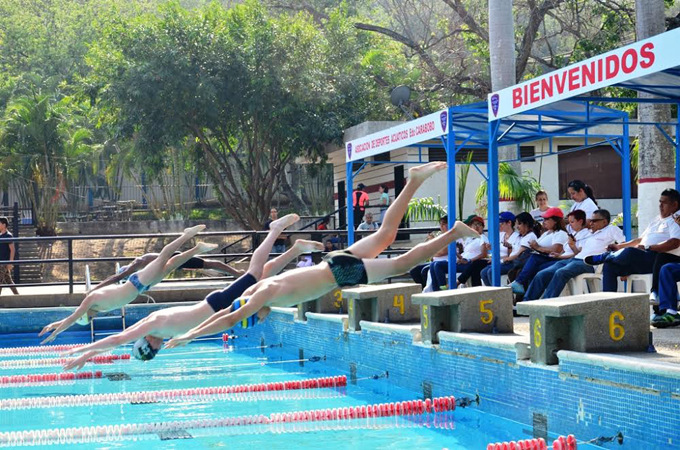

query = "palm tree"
[
  {"left": 475, "top": 163, "right": 541, "bottom": 214},
  {"left": 635, "top": 0, "right": 675, "bottom": 232}
]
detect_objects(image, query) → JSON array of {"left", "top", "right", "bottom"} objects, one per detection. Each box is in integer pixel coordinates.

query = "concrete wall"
[{"left": 56, "top": 219, "right": 244, "bottom": 236}]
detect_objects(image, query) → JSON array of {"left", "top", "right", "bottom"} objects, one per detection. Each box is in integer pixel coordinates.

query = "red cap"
[{"left": 541, "top": 207, "right": 564, "bottom": 219}]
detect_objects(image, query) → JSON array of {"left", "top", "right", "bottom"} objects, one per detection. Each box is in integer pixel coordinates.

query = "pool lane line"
[
  {"left": 0, "top": 344, "right": 86, "bottom": 356},
  {"left": 0, "top": 375, "right": 347, "bottom": 410},
  {"left": 0, "top": 353, "right": 130, "bottom": 369},
  {"left": 0, "top": 396, "right": 456, "bottom": 446},
  {"left": 158, "top": 344, "right": 282, "bottom": 358},
  {"left": 0, "top": 371, "right": 103, "bottom": 386}
]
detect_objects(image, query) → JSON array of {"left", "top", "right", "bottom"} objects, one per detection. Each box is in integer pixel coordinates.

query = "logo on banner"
[
  {"left": 440, "top": 111, "right": 447, "bottom": 132},
  {"left": 346, "top": 143, "right": 352, "bottom": 159},
  {"left": 490, "top": 94, "right": 500, "bottom": 117}
]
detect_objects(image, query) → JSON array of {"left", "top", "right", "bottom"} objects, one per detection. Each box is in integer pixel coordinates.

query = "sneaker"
[
  {"left": 651, "top": 312, "right": 680, "bottom": 328},
  {"left": 584, "top": 252, "right": 610, "bottom": 266},
  {"left": 511, "top": 281, "right": 525, "bottom": 295}
]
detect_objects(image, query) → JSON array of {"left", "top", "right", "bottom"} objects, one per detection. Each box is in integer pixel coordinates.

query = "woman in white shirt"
[
  {"left": 529, "top": 190, "right": 551, "bottom": 224},
  {"left": 481, "top": 212, "right": 539, "bottom": 286},
  {"left": 511, "top": 207, "right": 569, "bottom": 295},
  {"left": 567, "top": 180, "right": 599, "bottom": 223},
  {"left": 458, "top": 211, "right": 518, "bottom": 287}
]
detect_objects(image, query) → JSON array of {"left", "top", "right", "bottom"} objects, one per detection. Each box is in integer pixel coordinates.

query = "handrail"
[{"left": 0, "top": 228, "right": 438, "bottom": 293}]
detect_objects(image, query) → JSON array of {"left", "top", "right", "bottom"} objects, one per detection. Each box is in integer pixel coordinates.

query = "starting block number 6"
[
  {"left": 479, "top": 299, "right": 494, "bottom": 324},
  {"left": 609, "top": 310, "right": 625, "bottom": 341}
]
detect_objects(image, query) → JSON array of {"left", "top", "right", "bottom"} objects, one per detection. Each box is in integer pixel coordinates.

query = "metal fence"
[{"left": 0, "top": 227, "right": 438, "bottom": 294}]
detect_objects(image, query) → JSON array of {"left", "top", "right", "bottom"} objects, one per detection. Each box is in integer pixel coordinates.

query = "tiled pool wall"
[
  {"left": 239, "top": 309, "right": 679, "bottom": 449},
  {"left": 2, "top": 303, "right": 679, "bottom": 449}
]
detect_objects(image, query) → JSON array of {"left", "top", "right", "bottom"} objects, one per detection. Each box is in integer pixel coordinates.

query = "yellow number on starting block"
[
  {"left": 479, "top": 299, "right": 494, "bottom": 325},
  {"left": 393, "top": 295, "right": 405, "bottom": 315},
  {"left": 333, "top": 290, "right": 342, "bottom": 308},
  {"left": 533, "top": 318, "right": 542, "bottom": 348},
  {"left": 348, "top": 299, "right": 353, "bottom": 316},
  {"left": 609, "top": 311, "right": 625, "bottom": 341},
  {"left": 422, "top": 305, "right": 429, "bottom": 329}
]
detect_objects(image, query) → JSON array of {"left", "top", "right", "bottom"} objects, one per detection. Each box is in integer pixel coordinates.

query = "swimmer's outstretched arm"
[
  {"left": 165, "top": 298, "right": 264, "bottom": 349},
  {"left": 39, "top": 296, "right": 96, "bottom": 345},
  {"left": 64, "top": 318, "right": 157, "bottom": 357}
]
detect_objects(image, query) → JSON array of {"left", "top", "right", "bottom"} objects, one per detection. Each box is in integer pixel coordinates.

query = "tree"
[
  {"left": 88, "top": 1, "right": 385, "bottom": 229},
  {"left": 635, "top": 0, "right": 675, "bottom": 231}
]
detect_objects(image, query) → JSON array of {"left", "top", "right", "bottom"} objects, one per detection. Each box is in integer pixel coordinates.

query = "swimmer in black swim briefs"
[
  {"left": 166, "top": 162, "right": 480, "bottom": 349},
  {"left": 63, "top": 215, "right": 323, "bottom": 370}
]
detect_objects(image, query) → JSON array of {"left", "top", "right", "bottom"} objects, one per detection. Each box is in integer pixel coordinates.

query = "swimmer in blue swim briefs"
[
  {"left": 62, "top": 216, "right": 323, "bottom": 370},
  {"left": 39, "top": 224, "right": 215, "bottom": 344},
  {"left": 165, "top": 163, "right": 479, "bottom": 349}
]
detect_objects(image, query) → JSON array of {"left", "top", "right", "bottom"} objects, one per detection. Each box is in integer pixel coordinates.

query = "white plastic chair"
[
  {"left": 624, "top": 273, "right": 653, "bottom": 294},
  {"left": 567, "top": 264, "right": 604, "bottom": 295}
]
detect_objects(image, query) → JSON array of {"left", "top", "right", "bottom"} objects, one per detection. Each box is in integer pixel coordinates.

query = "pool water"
[{"left": 0, "top": 332, "right": 602, "bottom": 449}]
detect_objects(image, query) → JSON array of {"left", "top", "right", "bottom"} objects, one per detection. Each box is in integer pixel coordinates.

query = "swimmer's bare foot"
[
  {"left": 269, "top": 213, "right": 300, "bottom": 232},
  {"left": 452, "top": 221, "right": 479, "bottom": 239},
  {"left": 292, "top": 239, "right": 324, "bottom": 253},
  {"left": 195, "top": 242, "right": 219, "bottom": 253},
  {"left": 408, "top": 162, "right": 447, "bottom": 184},
  {"left": 183, "top": 224, "right": 206, "bottom": 235}
]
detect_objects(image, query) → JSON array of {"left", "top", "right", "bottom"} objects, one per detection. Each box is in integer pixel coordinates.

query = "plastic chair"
[{"left": 624, "top": 273, "right": 653, "bottom": 294}]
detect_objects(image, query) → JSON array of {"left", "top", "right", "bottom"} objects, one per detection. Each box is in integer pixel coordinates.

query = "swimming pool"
[{"left": 0, "top": 331, "right": 601, "bottom": 449}]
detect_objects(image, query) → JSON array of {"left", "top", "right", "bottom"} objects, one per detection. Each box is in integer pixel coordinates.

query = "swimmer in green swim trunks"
[
  {"left": 39, "top": 225, "right": 215, "bottom": 344},
  {"left": 165, "top": 162, "right": 480, "bottom": 349}
]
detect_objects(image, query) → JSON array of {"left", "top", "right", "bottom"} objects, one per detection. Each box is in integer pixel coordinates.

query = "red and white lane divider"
[
  {"left": 0, "top": 371, "right": 103, "bottom": 386},
  {"left": 486, "top": 434, "right": 577, "bottom": 450},
  {"left": 0, "top": 376, "right": 347, "bottom": 410},
  {"left": 0, "top": 396, "right": 455, "bottom": 446},
  {"left": 0, "top": 354, "right": 129, "bottom": 369},
  {"left": 0, "top": 344, "right": 85, "bottom": 356}
]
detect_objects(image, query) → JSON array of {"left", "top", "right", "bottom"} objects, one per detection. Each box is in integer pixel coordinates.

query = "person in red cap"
[
  {"left": 510, "top": 207, "right": 568, "bottom": 296},
  {"left": 430, "top": 214, "right": 487, "bottom": 290}
]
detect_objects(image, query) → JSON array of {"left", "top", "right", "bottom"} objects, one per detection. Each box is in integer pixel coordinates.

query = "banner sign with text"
[
  {"left": 345, "top": 109, "right": 449, "bottom": 162},
  {"left": 488, "top": 27, "right": 680, "bottom": 121}
]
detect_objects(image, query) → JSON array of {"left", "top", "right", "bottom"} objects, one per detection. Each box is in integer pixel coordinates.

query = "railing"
[{"left": 0, "top": 227, "right": 438, "bottom": 295}]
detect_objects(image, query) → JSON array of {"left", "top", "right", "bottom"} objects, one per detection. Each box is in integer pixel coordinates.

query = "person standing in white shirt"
[
  {"left": 511, "top": 207, "right": 569, "bottom": 295},
  {"left": 525, "top": 209, "right": 623, "bottom": 300},
  {"left": 567, "top": 180, "right": 599, "bottom": 226},
  {"left": 586, "top": 189, "right": 680, "bottom": 294}
]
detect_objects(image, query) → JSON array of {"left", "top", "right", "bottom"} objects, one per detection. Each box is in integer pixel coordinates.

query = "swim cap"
[{"left": 132, "top": 337, "right": 159, "bottom": 361}]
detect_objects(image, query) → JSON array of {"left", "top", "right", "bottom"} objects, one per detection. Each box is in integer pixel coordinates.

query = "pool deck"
[{"left": 2, "top": 281, "right": 680, "bottom": 365}]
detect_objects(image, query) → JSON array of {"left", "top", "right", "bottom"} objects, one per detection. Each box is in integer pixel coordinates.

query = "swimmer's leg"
[
  {"left": 134, "top": 225, "right": 206, "bottom": 286},
  {"left": 346, "top": 162, "right": 447, "bottom": 259},
  {"left": 261, "top": 239, "right": 323, "bottom": 279},
  {"left": 244, "top": 214, "right": 299, "bottom": 281},
  {"left": 159, "top": 242, "right": 219, "bottom": 277},
  {"left": 362, "top": 221, "right": 478, "bottom": 283}
]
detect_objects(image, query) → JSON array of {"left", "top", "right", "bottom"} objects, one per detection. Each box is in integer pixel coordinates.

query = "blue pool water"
[{"left": 0, "top": 332, "right": 603, "bottom": 449}]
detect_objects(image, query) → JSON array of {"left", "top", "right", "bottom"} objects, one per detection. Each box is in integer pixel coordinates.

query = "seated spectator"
[
  {"left": 524, "top": 209, "right": 624, "bottom": 300},
  {"left": 653, "top": 247, "right": 680, "bottom": 327},
  {"left": 357, "top": 212, "right": 379, "bottom": 231},
  {"left": 529, "top": 190, "right": 551, "bottom": 224},
  {"left": 431, "top": 215, "right": 487, "bottom": 291},
  {"left": 481, "top": 212, "right": 539, "bottom": 286},
  {"left": 296, "top": 255, "right": 314, "bottom": 268},
  {"left": 317, "top": 216, "right": 330, "bottom": 231},
  {"left": 410, "top": 216, "right": 447, "bottom": 288},
  {"left": 586, "top": 189, "right": 680, "bottom": 298},
  {"left": 458, "top": 211, "right": 519, "bottom": 287},
  {"left": 511, "top": 207, "right": 568, "bottom": 295}
]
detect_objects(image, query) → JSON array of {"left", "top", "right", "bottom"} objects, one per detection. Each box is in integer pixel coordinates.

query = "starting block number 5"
[{"left": 479, "top": 299, "right": 494, "bottom": 324}]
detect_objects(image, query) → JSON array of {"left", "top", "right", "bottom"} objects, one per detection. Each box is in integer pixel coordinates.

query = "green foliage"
[
  {"left": 457, "top": 151, "right": 474, "bottom": 221},
  {"left": 406, "top": 196, "right": 447, "bottom": 223},
  {"left": 475, "top": 163, "right": 542, "bottom": 214}
]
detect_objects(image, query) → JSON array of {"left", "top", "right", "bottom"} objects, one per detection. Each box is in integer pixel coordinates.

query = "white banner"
[
  {"left": 345, "top": 109, "right": 449, "bottom": 162},
  {"left": 487, "top": 27, "right": 680, "bottom": 121}
]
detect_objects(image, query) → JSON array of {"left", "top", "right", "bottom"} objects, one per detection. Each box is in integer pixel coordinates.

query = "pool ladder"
[{"left": 86, "top": 264, "right": 128, "bottom": 343}]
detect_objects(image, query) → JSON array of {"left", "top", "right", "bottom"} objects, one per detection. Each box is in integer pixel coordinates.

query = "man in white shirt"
[
  {"left": 525, "top": 209, "right": 624, "bottom": 300},
  {"left": 357, "top": 212, "right": 379, "bottom": 232},
  {"left": 586, "top": 189, "right": 680, "bottom": 293}
]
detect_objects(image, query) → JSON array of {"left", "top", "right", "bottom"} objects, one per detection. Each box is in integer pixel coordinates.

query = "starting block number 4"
[
  {"left": 479, "top": 299, "right": 494, "bottom": 325},
  {"left": 393, "top": 295, "right": 405, "bottom": 315}
]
